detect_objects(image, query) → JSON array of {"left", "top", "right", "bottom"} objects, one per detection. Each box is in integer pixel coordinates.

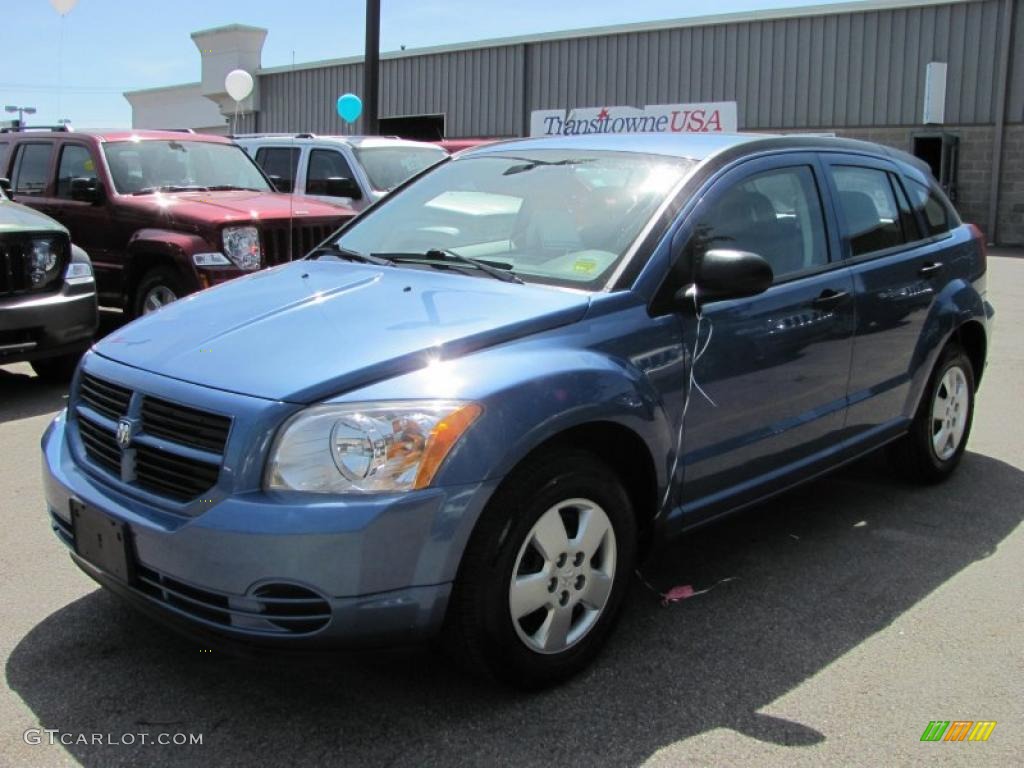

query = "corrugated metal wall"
[{"left": 255, "top": 0, "right": 1018, "bottom": 136}]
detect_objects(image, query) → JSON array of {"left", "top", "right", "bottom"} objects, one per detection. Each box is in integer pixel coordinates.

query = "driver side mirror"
[
  {"left": 320, "top": 176, "right": 362, "bottom": 200},
  {"left": 683, "top": 248, "right": 774, "bottom": 304},
  {"left": 70, "top": 176, "right": 104, "bottom": 203},
  {"left": 268, "top": 174, "right": 294, "bottom": 193}
]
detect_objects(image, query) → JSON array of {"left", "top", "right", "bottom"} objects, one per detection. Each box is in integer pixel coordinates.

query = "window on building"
[
  {"left": 56, "top": 144, "right": 98, "bottom": 199},
  {"left": 254, "top": 147, "right": 300, "bottom": 193},
  {"left": 307, "top": 149, "right": 361, "bottom": 198},
  {"left": 905, "top": 177, "right": 956, "bottom": 237},
  {"left": 829, "top": 166, "right": 907, "bottom": 256},
  {"left": 690, "top": 165, "right": 829, "bottom": 280},
  {"left": 11, "top": 143, "right": 54, "bottom": 196}
]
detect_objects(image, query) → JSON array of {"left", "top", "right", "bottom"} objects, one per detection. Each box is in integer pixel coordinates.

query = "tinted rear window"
[
  {"left": 12, "top": 143, "right": 54, "bottom": 196},
  {"left": 828, "top": 165, "right": 907, "bottom": 257}
]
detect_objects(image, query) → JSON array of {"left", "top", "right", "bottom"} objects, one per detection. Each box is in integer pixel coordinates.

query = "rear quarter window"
[
  {"left": 905, "top": 177, "right": 957, "bottom": 236},
  {"left": 0, "top": 142, "right": 9, "bottom": 174},
  {"left": 11, "top": 142, "right": 54, "bottom": 196}
]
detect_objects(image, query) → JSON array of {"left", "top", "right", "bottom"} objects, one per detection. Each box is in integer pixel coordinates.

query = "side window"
[
  {"left": 307, "top": 149, "right": 361, "bottom": 198},
  {"left": 0, "top": 142, "right": 9, "bottom": 174},
  {"left": 828, "top": 165, "right": 906, "bottom": 257},
  {"left": 254, "top": 147, "right": 300, "bottom": 192},
  {"left": 905, "top": 177, "right": 956, "bottom": 237},
  {"left": 11, "top": 143, "right": 54, "bottom": 196},
  {"left": 690, "top": 165, "right": 829, "bottom": 281},
  {"left": 56, "top": 144, "right": 98, "bottom": 199},
  {"left": 889, "top": 173, "right": 920, "bottom": 240}
]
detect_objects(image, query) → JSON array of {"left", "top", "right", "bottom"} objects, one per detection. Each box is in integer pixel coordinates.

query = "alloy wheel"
[{"left": 931, "top": 365, "right": 969, "bottom": 461}]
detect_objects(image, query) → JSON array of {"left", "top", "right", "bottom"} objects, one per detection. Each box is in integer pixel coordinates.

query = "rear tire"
[
  {"left": 133, "top": 267, "right": 186, "bottom": 317},
  {"left": 889, "top": 342, "right": 975, "bottom": 483},
  {"left": 444, "top": 449, "right": 636, "bottom": 689}
]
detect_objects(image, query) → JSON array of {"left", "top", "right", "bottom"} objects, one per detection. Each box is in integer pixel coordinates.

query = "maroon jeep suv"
[{"left": 0, "top": 129, "right": 354, "bottom": 315}]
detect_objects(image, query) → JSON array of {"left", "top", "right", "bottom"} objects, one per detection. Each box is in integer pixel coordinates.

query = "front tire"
[
  {"left": 890, "top": 342, "right": 975, "bottom": 483},
  {"left": 31, "top": 353, "right": 81, "bottom": 382},
  {"left": 133, "top": 267, "right": 186, "bottom": 317},
  {"left": 445, "top": 449, "right": 636, "bottom": 688}
]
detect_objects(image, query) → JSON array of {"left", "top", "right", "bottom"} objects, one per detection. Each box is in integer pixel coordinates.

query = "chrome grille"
[
  {"left": 141, "top": 396, "right": 230, "bottom": 453},
  {"left": 73, "top": 373, "right": 231, "bottom": 505}
]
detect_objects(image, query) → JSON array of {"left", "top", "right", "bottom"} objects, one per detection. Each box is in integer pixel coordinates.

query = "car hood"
[
  {"left": 95, "top": 261, "right": 590, "bottom": 402},
  {"left": 0, "top": 196, "right": 67, "bottom": 233},
  {"left": 117, "top": 190, "right": 353, "bottom": 228}
]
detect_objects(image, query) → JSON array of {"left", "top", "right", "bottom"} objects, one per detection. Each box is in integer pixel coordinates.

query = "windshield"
[
  {"left": 335, "top": 149, "right": 694, "bottom": 289},
  {"left": 352, "top": 145, "right": 448, "bottom": 191},
  {"left": 102, "top": 140, "right": 271, "bottom": 194}
]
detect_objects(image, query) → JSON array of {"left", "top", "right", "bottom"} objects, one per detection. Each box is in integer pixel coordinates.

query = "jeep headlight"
[
  {"left": 265, "top": 401, "right": 482, "bottom": 493},
  {"left": 221, "top": 225, "right": 261, "bottom": 271},
  {"left": 28, "top": 238, "right": 61, "bottom": 287}
]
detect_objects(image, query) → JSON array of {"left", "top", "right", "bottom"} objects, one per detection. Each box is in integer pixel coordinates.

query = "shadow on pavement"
[
  {"left": 7, "top": 451, "right": 1022, "bottom": 767},
  {"left": 0, "top": 310, "right": 126, "bottom": 425}
]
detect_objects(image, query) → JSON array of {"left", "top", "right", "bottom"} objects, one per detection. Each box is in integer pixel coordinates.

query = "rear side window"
[
  {"left": 691, "top": 165, "right": 829, "bottom": 280},
  {"left": 56, "top": 144, "right": 98, "bottom": 199},
  {"left": 307, "top": 149, "right": 360, "bottom": 198},
  {"left": 11, "top": 143, "right": 54, "bottom": 196},
  {"left": 0, "top": 143, "right": 9, "bottom": 174},
  {"left": 905, "top": 177, "right": 955, "bottom": 236},
  {"left": 254, "top": 147, "right": 300, "bottom": 193},
  {"left": 828, "top": 166, "right": 906, "bottom": 257}
]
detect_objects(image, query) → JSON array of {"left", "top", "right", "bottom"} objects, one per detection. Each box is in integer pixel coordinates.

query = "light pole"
[
  {"left": 363, "top": 0, "right": 380, "bottom": 135},
  {"left": 4, "top": 105, "right": 36, "bottom": 125}
]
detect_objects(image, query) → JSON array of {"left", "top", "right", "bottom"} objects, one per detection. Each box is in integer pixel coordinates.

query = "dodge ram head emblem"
[{"left": 116, "top": 418, "right": 133, "bottom": 449}]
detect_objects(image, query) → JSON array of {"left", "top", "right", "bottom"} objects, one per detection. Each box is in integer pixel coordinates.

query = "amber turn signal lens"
[{"left": 413, "top": 403, "right": 483, "bottom": 489}]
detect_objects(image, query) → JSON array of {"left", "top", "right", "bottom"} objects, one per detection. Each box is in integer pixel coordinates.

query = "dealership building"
[{"left": 125, "top": 0, "right": 1023, "bottom": 243}]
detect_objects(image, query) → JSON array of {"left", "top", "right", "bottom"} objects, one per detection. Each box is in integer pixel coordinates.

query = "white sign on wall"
[{"left": 530, "top": 102, "right": 738, "bottom": 137}]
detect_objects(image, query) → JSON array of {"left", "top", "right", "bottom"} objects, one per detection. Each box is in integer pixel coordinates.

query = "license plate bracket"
[{"left": 71, "top": 499, "right": 135, "bottom": 584}]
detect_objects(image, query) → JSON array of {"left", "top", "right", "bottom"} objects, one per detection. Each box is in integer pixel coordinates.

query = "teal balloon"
[{"left": 337, "top": 93, "right": 362, "bottom": 123}]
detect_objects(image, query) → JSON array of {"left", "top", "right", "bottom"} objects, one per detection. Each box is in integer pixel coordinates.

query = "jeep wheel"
[
  {"left": 134, "top": 267, "right": 185, "bottom": 317},
  {"left": 444, "top": 449, "right": 636, "bottom": 689}
]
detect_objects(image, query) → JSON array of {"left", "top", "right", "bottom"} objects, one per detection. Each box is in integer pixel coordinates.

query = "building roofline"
[
  {"left": 123, "top": 81, "right": 203, "bottom": 98},
  {"left": 256, "top": 0, "right": 981, "bottom": 76},
  {"left": 189, "top": 23, "right": 268, "bottom": 39}
]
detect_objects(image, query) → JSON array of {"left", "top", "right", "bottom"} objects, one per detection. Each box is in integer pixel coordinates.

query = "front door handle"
[
  {"left": 811, "top": 289, "right": 849, "bottom": 309},
  {"left": 918, "top": 261, "right": 943, "bottom": 277}
]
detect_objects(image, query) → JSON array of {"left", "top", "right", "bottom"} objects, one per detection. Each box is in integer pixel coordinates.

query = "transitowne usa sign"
[{"left": 530, "top": 102, "right": 738, "bottom": 137}]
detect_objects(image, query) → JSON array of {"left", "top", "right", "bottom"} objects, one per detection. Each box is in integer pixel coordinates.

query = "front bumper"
[
  {"left": 41, "top": 411, "right": 496, "bottom": 648},
  {"left": 0, "top": 281, "right": 97, "bottom": 364}
]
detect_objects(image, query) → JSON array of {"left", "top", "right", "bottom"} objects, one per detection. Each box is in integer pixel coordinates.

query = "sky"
[{"left": 4, "top": 0, "right": 852, "bottom": 128}]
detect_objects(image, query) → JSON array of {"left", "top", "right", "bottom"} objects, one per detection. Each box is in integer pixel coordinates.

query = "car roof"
[
  {"left": 461, "top": 132, "right": 929, "bottom": 173},
  {"left": 234, "top": 134, "right": 444, "bottom": 150},
  {"left": 2, "top": 129, "right": 232, "bottom": 144}
]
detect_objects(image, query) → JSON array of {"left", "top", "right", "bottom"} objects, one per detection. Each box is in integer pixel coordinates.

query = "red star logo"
[{"left": 597, "top": 108, "right": 610, "bottom": 120}]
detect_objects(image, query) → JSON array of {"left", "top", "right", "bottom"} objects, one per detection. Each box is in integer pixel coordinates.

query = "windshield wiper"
[
  {"left": 203, "top": 185, "right": 262, "bottom": 192},
  {"left": 502, "top": 158, "right": 593, "bottom": 176},
  {"left": 132, "top": 184, "right": 209, "bottom": 195},
  {"left": 308, "top": 244, "right": 395, "bottom": 266},
  {"left": 373, "top": 249, "right": 523, "bottom": 284}
]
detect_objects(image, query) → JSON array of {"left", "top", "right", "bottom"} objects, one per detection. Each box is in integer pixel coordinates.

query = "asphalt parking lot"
[{"left": 1, "top": 256, "right": 1021, "bottom": 768}]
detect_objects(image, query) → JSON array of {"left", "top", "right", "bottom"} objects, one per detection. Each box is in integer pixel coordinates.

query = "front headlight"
[
  {"left": 265, "top": 401, "right": 482, "bottom": 493},
  {"left": 28, "top": 238, "right": 61, "bottom": 287},
  {"left": 221, "top": 225, "right": 261, "bottom": 271}
]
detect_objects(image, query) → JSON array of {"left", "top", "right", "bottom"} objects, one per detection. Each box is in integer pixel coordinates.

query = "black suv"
[{"left": 0, "top": 178, "right": 98, "bottom": 380}]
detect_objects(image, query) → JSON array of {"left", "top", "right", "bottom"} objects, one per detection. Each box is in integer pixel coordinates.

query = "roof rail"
[
  {"left": 0, "top": 123, "right": 73, "bottom": 133},
  {"left": 154, "top": 127, "right": 196, "bottom": 133},
  {"left": 230, "top": 132, "right": 317, "bottom": 139}
]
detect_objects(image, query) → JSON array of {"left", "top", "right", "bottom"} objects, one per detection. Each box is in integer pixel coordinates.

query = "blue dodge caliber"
[{"left": 41, "top": 134, "right": 992, "bottom": 687}]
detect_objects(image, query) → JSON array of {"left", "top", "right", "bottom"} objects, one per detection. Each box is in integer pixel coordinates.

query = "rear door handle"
[
  {"left": 811, "top": 289, "right": 849, "bottom": 309},
  {"left": 918, "top": 262, "right": 943, "bottom": 277}
]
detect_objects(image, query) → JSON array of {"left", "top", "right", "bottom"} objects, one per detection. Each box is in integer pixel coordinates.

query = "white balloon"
[
  {"left": 224, "top": 69, "right": 254, "bottom": 102},
  {"left": 49, "top": 0, "right": 78, "bottom": 16}
]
